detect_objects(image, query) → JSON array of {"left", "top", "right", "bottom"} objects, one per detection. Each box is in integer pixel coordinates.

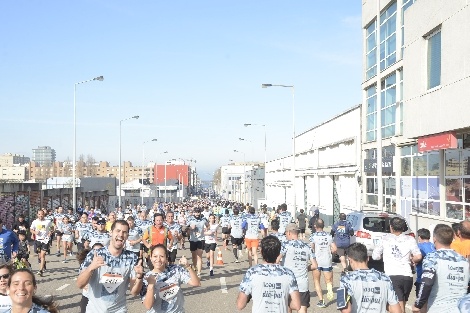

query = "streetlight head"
[
  {"left": 94, "top": 76, "right": 104, "bottom": 81},
  {"left": 152, "top": 139, "right": 158, "bottom": 142},
  {"left": 243, "top": 123, "right": 251, "bottom": 127},
  {"left": 234, "top": 150, "right": 238, "bottom": 152},
  {"left": 239, "top": 138, "right": 244, "bottom": 141},
  {"left": 132, "top": 115, "right": 139, "bottom": 119},
  {"left": 163, "top": 151, "right": 168, "bottom": 153},
  {"left": 261, "top": 84, "right": 272, "bottom": 88}
]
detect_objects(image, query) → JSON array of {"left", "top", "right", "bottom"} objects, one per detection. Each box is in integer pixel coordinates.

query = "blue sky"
[{"left": 0, "top": 1, "right": 362, "bottom": 180}]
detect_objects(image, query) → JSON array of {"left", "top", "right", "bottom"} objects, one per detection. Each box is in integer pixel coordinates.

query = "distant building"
[
  {"left": 0, "top": 166, "right": 28, "bottom": 182},
  {"left": 0, "top": 153, "right": 30, "bottom": 167},
  {"left": 32, "top": 146, "right": 56, "bottom": 166}
]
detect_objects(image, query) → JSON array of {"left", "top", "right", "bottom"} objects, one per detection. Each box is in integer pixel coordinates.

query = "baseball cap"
[
  {"left": 96, "top": 217, "right": 106, "bottom": 225},
  {"left": 285, "top": 223, "right": 299, "bottom": 232}
]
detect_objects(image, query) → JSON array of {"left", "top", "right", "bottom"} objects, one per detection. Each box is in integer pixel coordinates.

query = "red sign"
[{"left": 418, "top": 132, "right": 457, "bottom": 152}]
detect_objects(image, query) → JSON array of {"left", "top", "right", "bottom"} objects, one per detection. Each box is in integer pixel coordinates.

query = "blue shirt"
[
  {"left": 0, "top": 229, "right": 19, "bottom": 262},
  {"left": 416, "top": 241, "right": 436, "bottom": 283},
  {"left": 332, "top": 220, "right": 353, "bottom": 248}
]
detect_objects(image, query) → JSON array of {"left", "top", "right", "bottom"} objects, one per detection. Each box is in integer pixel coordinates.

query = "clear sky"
[{"left": 0, "top": 1, "right": 362, "bottom": 181}]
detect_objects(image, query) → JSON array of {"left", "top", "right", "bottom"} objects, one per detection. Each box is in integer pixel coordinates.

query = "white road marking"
[
  {"left": 220, "top": 277, "right": 228, "bottom": 293},
  {"left": 56, "top": 284, "right": 70, "bottom": 291}
]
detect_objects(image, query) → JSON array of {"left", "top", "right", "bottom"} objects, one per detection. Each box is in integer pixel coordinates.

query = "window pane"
[
  {"left": 464, "top": 178, "right": 470, "bottom": 204},
  {"left": 461, "top": 150, "right": 470, "bottom": 175},
  {"left": 428, "top": 31, "right": 441, "bottom": 89},
  {"left": 428, "top": 177, "right": 440, "bottom": 200},
  {"left": 413, "top": 155, "right": 427, "bottom": 176},
  {"left": 367, "top": 178, "right": 377, "bottom": 194},
  {"left": 446, "top": 150, "right": 461, "bottom": 176},
  {"left": 446, "top": 203, "right": 463, "bottom": 220},
  {"left": 446, "top": 178, "right": 462, "bottom": 202},
  {"left": 401, "top": 157, "right": 411, "bottom": 176},
  {"left": 428, "top": 153, "right": 440, "bottom": 175},
  {"left": 367, "top": 195, "right": 378, "bottom": 205}
]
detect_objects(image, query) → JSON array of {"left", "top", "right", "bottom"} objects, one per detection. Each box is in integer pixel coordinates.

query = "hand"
[
  {"left": 411, "top": 305, "right": 421, "bottom": 312},
  {"left": 146, "top": 274, "right": 156, "bottom": 286},
  {"left": 89, "top": 251, "right": 106, "bottom": 270},
  {"left": 134, "top": 259, "right": 144, "bottom": 277},
  {"left": 12, "top": 252, "right": 17, "bottom": 259},
  {"left": 179, "top": 255, "right": 188, "bottom": 267}
]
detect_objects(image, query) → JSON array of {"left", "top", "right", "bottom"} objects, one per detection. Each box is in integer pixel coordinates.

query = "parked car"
[{"left": 347, "top": 210, "right": 415, "bottom": 255}]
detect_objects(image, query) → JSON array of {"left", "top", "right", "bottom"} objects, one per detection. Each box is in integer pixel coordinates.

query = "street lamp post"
[
  {"left": 142, "top": 139, "right": 157, "bottom": 205},
  {"left": 118, "top": 115, "right": 139, "bottom": 209},
  {"left": 73, "top": 75, "right": 103, "bottom": 212},
  {"left": 243, "top": 123, "right": 267, "bottom": 164},
  {"left": 234, "top": 149, "right": 246, "bottom": 204},
  {"left": 262, "top": 83, "right": 296, "bottom": 216}
]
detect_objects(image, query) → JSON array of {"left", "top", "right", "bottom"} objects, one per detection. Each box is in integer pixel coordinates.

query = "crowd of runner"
[{"left": 1, "top": 199, "right": 470, "bottom": 312}]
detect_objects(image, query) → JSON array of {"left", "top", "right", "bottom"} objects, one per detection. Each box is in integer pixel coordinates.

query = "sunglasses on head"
[{"left": 0, "top": 274, "right": 10, "bottom": 280}]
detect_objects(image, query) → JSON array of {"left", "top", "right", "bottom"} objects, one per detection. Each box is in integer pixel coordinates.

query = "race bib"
[
  {"left": 99, "top": 271, "right": 124, "bottom": 293},
  {"left": 158, "top": 283, "right": 179, "bottom": 302}
]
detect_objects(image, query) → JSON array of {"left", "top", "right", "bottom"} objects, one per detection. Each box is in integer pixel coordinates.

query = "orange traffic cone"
[{"left": 216, "top": 248, "right": 224, "bottom": 265}]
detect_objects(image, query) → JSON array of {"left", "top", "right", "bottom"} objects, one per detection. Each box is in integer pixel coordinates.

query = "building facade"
[
  {"left": 361, "top": 0, "right": 470, "bottom": 229},
  {"left": 266, "top": 105, "right": 362, "bottom": 223},
  {"left": 32, "top": 146, "right": 56, "bottom": 166},
  {"left": 0, "top": 153, "right": 30, "bottom": 166},
  {"left": 219, "top": 162, "right": 265, "bottom": 206}
]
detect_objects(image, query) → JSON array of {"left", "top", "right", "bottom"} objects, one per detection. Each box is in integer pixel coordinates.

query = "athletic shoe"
[
  {"left": 327, "top": 289, "right": 334, "bottom": 301},
  {"left": 210, "top": 269, "right": 214, "bottom": 277},
  {"left": 235, "top": 258, "right": 239, "bottom": 263},
  {"left": 317, "top": 300, "right": 326, "bottom": 308},
  {"left": 62, "top": 260, "right": 68, "bottom": 263},
  {"left": 37, "top": 270, "right": 43, "bottom": 277},
  {"left": 56, "top": 252, "right": 61, "bottom": 257}
]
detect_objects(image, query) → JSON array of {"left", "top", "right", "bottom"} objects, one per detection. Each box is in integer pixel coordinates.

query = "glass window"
[
  {"left": 413, "top": 155, "right": 427, "bottom": 176},
  {"left": 428, "top": 153, "right": 440, "bottom": 176},
  {"left": 366, "top": 85, "right": 377, "bottom": 142},
  {"left": 380, "top": 2, "right": 397, "bottom": 71},
  {"left": 446, "top": 150, "right": 461, "bottom": 176},
  {"left": 383, "top": 177, "right": 396, "bottom": 195},
  {"left": 428, "top": 30, "right": 441, "bottom": 89},
  {"left": 366, "top": 20, "right": 377, "bottom": 79},
  {"left": 447, "top": 203, "right": 463, "bottom": 220},
  {"left": 461, "top": 150, "right": 470, "bottom": 175},
  {"left": 401, "top": 0, "right": 416, "bottom": 57},
  {"left": 367, "top": 195, "right": 378, "bottom": 206},
  {"left": 401, "top": 146, "right": 411, "bottom": 156},
  {"left": 401, "top": 157, "right": 411, "bottom": 176},
  {"left": 446, "top": 178, "right": 462, "bottom": 202},
  {"left": 367, "top": 178, "right": 378, "bottom": 194},
  {"left": 465, "top": 178, "right": 470, "bottom": 204},
  {"left": 380, "top": 73, "right": 397, "bottom": 139}
]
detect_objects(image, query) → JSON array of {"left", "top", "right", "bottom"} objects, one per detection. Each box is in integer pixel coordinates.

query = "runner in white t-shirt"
[
  {"left": 372, "top": 217, "right": 422, "bottom": 313},
  {"left": 237, "top": 235, "right": 301, "bottom": 313},
  {"left": 30, "top": 209, "right": 54, "bottom": 277}
]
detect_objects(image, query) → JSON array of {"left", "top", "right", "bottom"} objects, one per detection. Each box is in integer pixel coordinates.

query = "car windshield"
[{"left": 362, "top": 216, "right": 409, "bottom": 233}]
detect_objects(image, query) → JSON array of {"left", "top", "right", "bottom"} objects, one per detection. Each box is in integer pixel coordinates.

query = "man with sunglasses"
[{"left": 83, "top": 217, "right": 110, "bottom": 248}]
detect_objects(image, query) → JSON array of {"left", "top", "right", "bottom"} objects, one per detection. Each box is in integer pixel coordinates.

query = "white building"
[
  {"left": 0, "top": 165, "right": 28, "bottom": 182},
  {"left": 266, "top": 105, "right": 362, "bottom": 223},
  {"left": 361, "top": 0, "right": 470, "bottom": 229},
  {"left": 0, "top": 153, "right": 30, "bottom": 167},
  {"left": 219, "top": 163, "right": 265, "bottom": 207}
]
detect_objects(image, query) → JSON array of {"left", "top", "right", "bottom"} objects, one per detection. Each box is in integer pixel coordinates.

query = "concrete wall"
[{"left": 403, "top": 0, "right": 470, "bottom": 138}]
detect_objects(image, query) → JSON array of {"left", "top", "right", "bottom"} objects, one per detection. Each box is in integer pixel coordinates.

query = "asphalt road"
[{"left": 32, "top": 236, "right": 416, "bottom": 313}]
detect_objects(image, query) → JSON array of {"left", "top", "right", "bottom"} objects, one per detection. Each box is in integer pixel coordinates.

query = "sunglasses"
[{"left": 0, "top": 274, "right": 10, "bottom": 280}]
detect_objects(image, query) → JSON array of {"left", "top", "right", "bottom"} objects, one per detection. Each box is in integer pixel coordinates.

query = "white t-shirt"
[
  {"left": 280, "top": 240, "right": 316, "bottom": 292},
  {"left": 239, "top": 264, "right": 298, "bottom": 313},
  {"left": 204, "top": 224, "right": 219, "bottom": 244},
  {"left": 30, "top": 219, "right": 53, "bottom": 244},
  {"left": 309, "top": 231, "right": 333, "bottom": 268},
  {"left": 372, "top": 233, "right": 421, "bottom": 277},
  {"left": 0, "top": 294, "right": 11, "bottom": 312}
]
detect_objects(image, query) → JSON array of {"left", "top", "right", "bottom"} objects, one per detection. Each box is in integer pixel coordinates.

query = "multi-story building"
[
  {"left": 32, "top": 146, "right": 56, "bottom": 166},
  {"left": 0, "top": 153, "right": 30, "bottom": 166},
  {"left": 219, "top": 162, "right": 265, "bottom": 206},
  {"left": 0, "top": 166, "right": 28, "bottom": 182},
  {"left": 361, "top": 0, "right": 470, "bottom": 228}
]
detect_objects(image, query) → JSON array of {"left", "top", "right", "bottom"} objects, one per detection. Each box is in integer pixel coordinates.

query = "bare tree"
[{"left": 86, "top": 154, "right": 97, "bottom": 176}]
